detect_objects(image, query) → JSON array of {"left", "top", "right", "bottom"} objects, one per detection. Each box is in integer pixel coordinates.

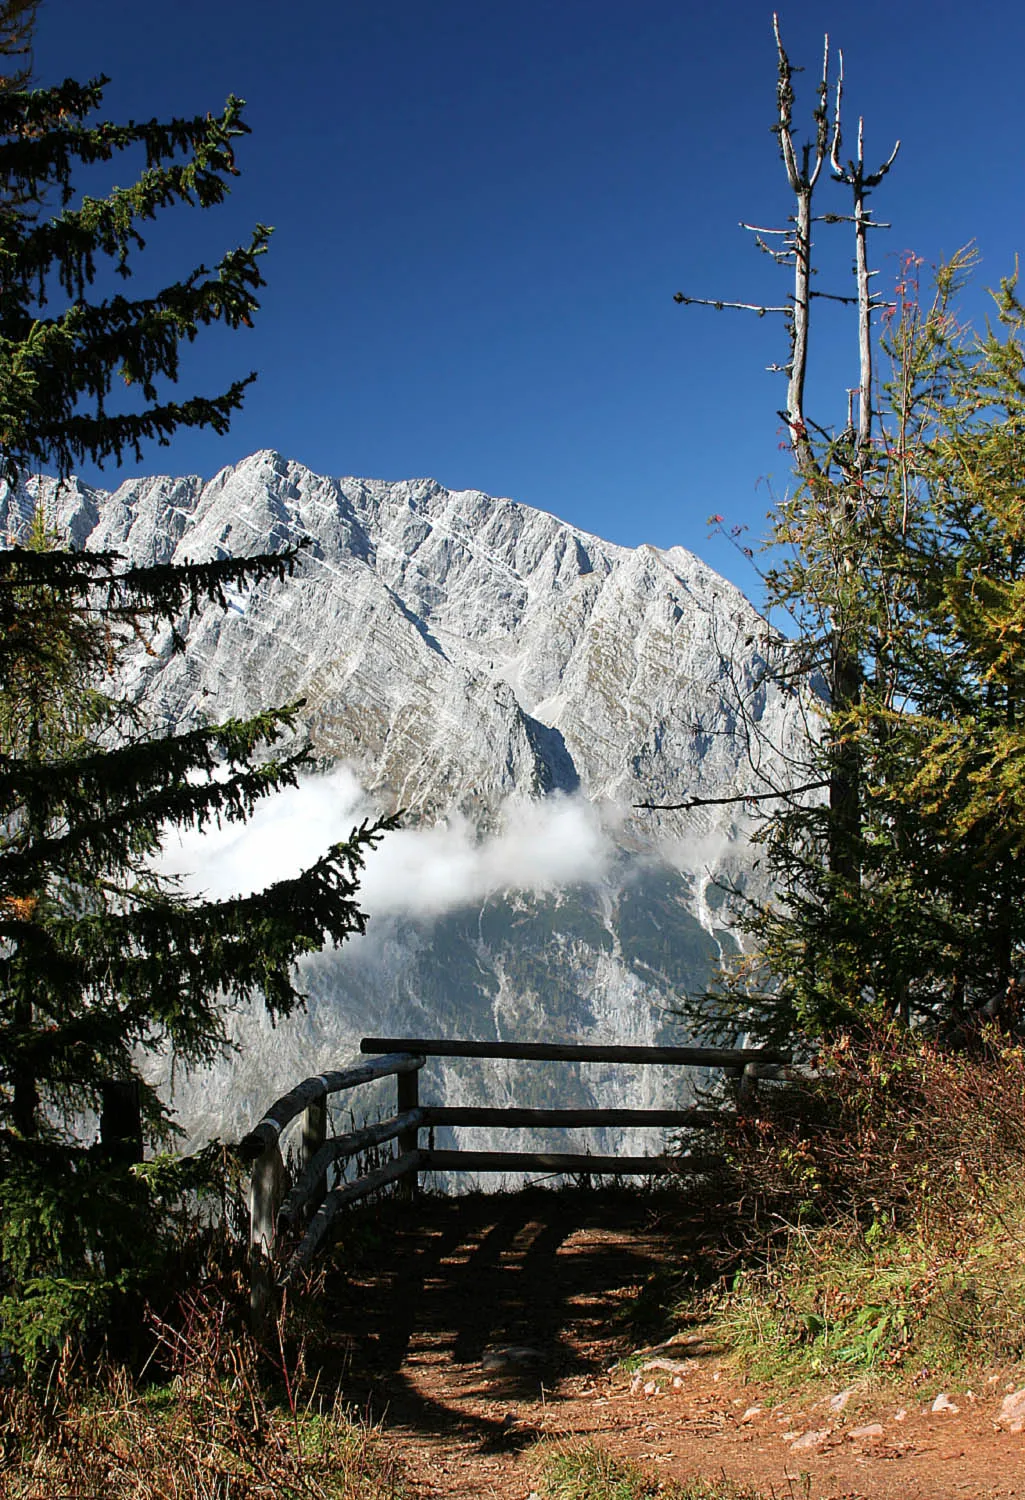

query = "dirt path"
[{"left": 320, "top": 1191, "right": 1025, "bottom": 1499}]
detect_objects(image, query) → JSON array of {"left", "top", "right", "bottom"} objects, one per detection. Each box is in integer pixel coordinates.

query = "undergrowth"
[
  {"left": 0, "top": 1289, "right": 406, "bottom": 1499},
  {"left": 700, "top": 1029, "right": 1025, "bottom": 1387}
]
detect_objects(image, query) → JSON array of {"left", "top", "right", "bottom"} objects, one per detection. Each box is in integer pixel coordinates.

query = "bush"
[
  {"left": 706, "top": 1030, "right": 1025, "bottom": 1381},
  {"left": 726, "top": 1028, "right": 1025, "bottom": 1233}
]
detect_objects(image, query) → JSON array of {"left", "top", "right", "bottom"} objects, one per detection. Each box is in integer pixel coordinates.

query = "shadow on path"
[{"left": 314, "top": 1185, "right": 690, "bottom": 1445}]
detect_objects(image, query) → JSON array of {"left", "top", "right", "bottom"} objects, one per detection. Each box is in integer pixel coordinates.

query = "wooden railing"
[{"left": 237, "top": 1035, "right": 792, "bottom": 1324}]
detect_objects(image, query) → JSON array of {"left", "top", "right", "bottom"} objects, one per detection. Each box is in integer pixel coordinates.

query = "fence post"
[
  {"left": 99, "top": 1079, "right": 144, "bottom": 1164},
  {"left": 725, "top": 1063, "right": 760, "bottom": 1113},
  {"left": 396, "top": 1067, "right": 420, "bottom": 1200},
  {"left": 249, "top": 1139, "right": 287, "bottom": 1334},
  {"left": 300, "top": 1092, "right": 328, "bottom": 1216}
]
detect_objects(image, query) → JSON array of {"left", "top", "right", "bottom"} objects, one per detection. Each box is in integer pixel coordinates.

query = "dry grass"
[{"left": 0, "top": 1290, "right": 406, "bottom": 1499}]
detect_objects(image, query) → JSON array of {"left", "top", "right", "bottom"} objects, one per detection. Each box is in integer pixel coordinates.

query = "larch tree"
[{"left": 0, "top": 10, "right": 392, "bottom": 1364}]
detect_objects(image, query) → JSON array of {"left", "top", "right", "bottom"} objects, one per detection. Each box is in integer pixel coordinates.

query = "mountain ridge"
[{"left": 11, "top": 449, "right": 797, "bottom": 838}]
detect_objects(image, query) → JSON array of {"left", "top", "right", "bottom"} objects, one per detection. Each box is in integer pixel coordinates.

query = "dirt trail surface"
[{"left": 322, "top": 1191, "right": 1025, "bottom": 1500}]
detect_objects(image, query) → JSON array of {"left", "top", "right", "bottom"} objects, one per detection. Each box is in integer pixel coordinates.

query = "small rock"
[
  {"left": 828, "top": 1388, "right": 855, "bottom": 1412},
  {"left": 741, "top": 1405, "right": 763, "bottom": 1422},
  {"left": 893, "top": 1408, "right": 907, "bottom": 1422},
  {"left": 850, "top": 1423, "right": 885, "bottom": 1440},
  {"left": 641, "top": 1357, "right": 693, "bottom": 1376},
  {"left": 630, "top": 1374, "right": 644, "bottom": 1395},
  {"left": 789, "top": 1428, "right": 830, "bottom": 1451},
  {"left": 996, "top": 1387, "right": 1025, "bottom": 1433},
  {"left": 672, "top": 1376, "right": 683, "bottom": 1389},
  {"left": 780, "top": 1431, "right": 800, "bottom": 1443},
  {"left": 643, "top": 1380, "right": 658, "bottom": 1396},
  {"left": 932, "top": 1393, "right": 959, "bottom": 1414}
]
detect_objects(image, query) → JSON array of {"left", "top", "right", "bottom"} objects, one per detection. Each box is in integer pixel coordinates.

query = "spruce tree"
[{"left": 0, "top": 24, "right": 391, "bottom": 1363}]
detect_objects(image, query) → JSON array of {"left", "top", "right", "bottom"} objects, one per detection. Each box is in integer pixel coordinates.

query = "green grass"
[
  {"left": 538, "top": 1444, "right": 770, "bottom": 1500},
  {"left": 709, "top": 1196, "right": 1025, "bottom": 1388}
]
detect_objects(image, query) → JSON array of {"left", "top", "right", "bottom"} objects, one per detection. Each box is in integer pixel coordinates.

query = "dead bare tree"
[
  {"left": 829, "top": 53, "right": 900, "bottom": 464},
  {"left": 661, "top": 12, "right": 900, "bottom": 921},
  {"left": 674, "top": 16, "right": 834, "bottom": 467}
]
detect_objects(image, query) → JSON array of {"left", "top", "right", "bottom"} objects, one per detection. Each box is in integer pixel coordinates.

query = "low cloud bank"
[{"left": 159, "top": 767, "right": 613, "bottom": 921}]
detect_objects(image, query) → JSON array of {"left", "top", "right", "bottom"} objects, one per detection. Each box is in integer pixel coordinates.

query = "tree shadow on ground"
[{"left": 307, "top": 1183, "right": 717, "bottom": 1443}]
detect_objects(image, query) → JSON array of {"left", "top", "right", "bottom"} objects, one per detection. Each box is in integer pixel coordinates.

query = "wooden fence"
[{"left": 237, "top": 1035, "right": 793, "bottom": 1324}]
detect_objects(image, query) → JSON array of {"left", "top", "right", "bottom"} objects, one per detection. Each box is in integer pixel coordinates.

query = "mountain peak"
[{"left": 9, "top": 452, "right": 796, "bottom": 839}]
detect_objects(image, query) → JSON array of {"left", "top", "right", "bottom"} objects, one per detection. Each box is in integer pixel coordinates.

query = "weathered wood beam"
[
  {"left": 249, "top": 1138, "right": 287, "bottom": 1332},
  {"left": 743, "top": 1061, "right": 818, "bottom": 1082},
  {"left": 300, "top": 1093, "right": 328, "bottom": 1215},
  {"left": 277, "top": 1108, "right": 425, "bottom": 1228},
  {"left": 360, "top": 1038, "right": 791, "bottom": 1066},
  {"left": 421, "top": 1106, "right": 725, "bottom": 1129},
  {"left": 281, "top": 1150, "right": 423, "bottom": 1279},
  {"left": 418, "top": 1149, "right": 723, "bottom": 1176},
  {"left": 396, "top": 1066, "right": 421, "bottom": 1201},
  {"left": 238, "top": 1052, "right": 424, "bottom": 1160}
]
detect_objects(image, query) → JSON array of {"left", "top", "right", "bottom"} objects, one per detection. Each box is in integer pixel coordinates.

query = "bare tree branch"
[
  {"left": 830, "top": 47, "right": 900, "bottom": 456},
  {"left": 637, "top": 780, "right": 829, "bottom": 813},
  {"left": 673, "top": 293, "right": 789, "bottom": 316}
]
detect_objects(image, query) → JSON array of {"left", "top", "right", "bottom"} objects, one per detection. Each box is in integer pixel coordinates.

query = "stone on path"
[
  {"left": 996, "top": 1387, "right": 1025, "bottom": 1433},
  {"left": 789, "top": 1428, "right": 831, "bottom": 1450},
  {"left": 641, "top": 1357, "right": 693, "bottom": 1376}
]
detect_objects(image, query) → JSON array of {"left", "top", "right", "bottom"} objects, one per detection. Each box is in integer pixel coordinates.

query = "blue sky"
[{"left": 32, "top": 0, "right": 1025, "bottom": 597}]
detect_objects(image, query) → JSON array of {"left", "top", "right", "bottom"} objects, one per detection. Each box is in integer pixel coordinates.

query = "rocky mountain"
[{"left": 5, "top": 453, "right": 806, "bottom": 1165}]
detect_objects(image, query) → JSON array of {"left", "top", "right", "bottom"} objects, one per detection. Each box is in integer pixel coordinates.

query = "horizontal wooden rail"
[
  {"left": 418, "top": 1149, "right": 723, "bottom": 1177},
  {"left": 422, "top": 1106, "right": 724, "bottom": 1129},
  {"left": 360, "top": 1037, "right": 791, "bottom": 1066},
  {"left": 239, "top": 1052, "right": 424, "bottom": 1159},
  {"left": 278, "top": 1108, "right": 425, "bottom": 1228}
]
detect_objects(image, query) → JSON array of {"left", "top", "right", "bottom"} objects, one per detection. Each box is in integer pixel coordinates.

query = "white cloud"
[
  {"left": 362, "top": 793, "right": 610, "bottom": 918},
  {"left": 158, "top": 768, "right": 613, "bottom": 920}
]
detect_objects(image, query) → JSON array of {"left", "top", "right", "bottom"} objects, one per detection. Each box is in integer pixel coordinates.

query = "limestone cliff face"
[{"left": 6, "top": 454, "right": 803, "bottom": 1150}]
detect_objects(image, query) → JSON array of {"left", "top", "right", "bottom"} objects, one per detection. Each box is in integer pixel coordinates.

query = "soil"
[{"left": 317, "top": 1189, "right": 1025, "bottom": 1500}]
